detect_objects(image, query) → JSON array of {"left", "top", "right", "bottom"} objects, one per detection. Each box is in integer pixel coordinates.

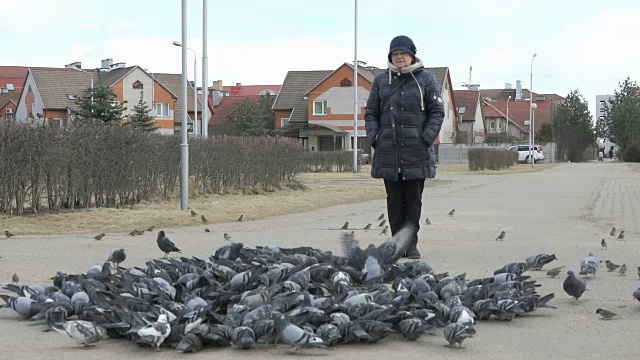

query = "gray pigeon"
[
  {"left": 232, "top": 326, "right": 256, "bottom": 349},
  {"left": 633, "top": 287, "right": 640, "bottom": 302},
  {"left": 443, "top": 323, "right": 475, "bottom": 348},
  {"left": 107, "top": 248, "right": 126, "bottom": 266},
  {"left": 175, "top": 333, "right": 204, "bottom": 353},
  {"left": 273, "top": 312, "right": 326, "bottom": 351},
  {"left": 525, "top": 254, "right": 557, "bottom": 270},
  {"left": 316, "top": 324, "right": 341, "bottom": 346},
  {"left": 563, "top": 271, "right": 586, "bottom": 304},
  {"left": 52, "top": 320, "right": 106, "bottom": 348},
  {"left": 156, "top": 231, "right": 181, "bottom": 259},
  {"left": 579, "top": 253, "right": 599, "bottom": 277},
  {"left": 494, "top": 262, "right": 527, "bottom": 276},
  {"left": 397, "top": 318, "right": 433, "bottom": 340}
]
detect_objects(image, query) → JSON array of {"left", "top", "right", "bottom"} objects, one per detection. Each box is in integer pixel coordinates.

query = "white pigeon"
[
  {"left": 137, "top": 314, "right": 171, "bottom": 351},
  {"left": 52, "top": 320, "right": 106, "bottom": 348}
]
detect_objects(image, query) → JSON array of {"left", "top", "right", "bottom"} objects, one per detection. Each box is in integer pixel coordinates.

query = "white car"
[{"left": 507, "top": 145, "right": 544, "bottom": 163}]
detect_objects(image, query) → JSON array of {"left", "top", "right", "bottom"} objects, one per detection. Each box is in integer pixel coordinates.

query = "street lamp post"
[
  {"left": 528, "top": 53, "right": 537, "bottom": 168},
  {"left": 530, "top": 102, "right": 537, "bottom": 165},
  {"left": 506, "top": 95, "right": 511, "bottom": 142},
  {"left": 173, "top": 41, "right": 198, "bottom": 137},
  {"left": 179, "top": 0, "right": 189, "bottom": 210},
  {"left": 202, "top": 0, "right": 209, "bottom": 138},
  {"left": 352, "top": 0, "right": 358, "bottom": 173}
]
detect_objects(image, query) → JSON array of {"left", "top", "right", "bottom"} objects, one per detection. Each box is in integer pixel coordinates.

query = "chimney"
[
  {"left": 65, "top": 62, "right": 82, "bottom": 69},
  {"left": 211, "top": 80, "right": 223, "bottom": 91},
  {"left": 470, "top": 84, "right": 480, "bottom": 91},
  {"left": 101, "top": 58, "right": 113, "bottom": 69},
  {"left": 235, "top": 82, "right": 241, "bottom": 87},
  {"left": 504, "top": 83, "right": 513, "bottom": 89},
  {"left": 515, "top": 80, "right": 522, "bottom": 100},
  {"left": 110, "top": 62, "right": 126, "bottom": 69}
]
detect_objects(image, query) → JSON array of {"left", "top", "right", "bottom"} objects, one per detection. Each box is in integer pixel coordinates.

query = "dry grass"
[
  {"left": 438, "top": 162, "right": 559, "bottom": 175},
  {"left": 1, "top": 169, "right": 449, "bottom": 235}
]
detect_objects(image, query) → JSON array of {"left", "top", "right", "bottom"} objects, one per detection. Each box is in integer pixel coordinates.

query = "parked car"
[{"left": 507, "top": 145, "right": 544, "bottom": 163}]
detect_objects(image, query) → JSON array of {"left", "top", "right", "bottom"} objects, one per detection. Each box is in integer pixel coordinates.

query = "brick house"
[
  {"left": 479, "top": 81, "right": 563, "bottom": 143},
  {"left": 453, "top": 89, "right": 486, "bottom": 144},
  {"left": 0, "top": 66, "right": 29, "bottom": 123},
  {"left": 14, "top": 59, "right": 208, "bottom": 135},
  {"left": 272, "top": 63, "right": 457, "bottom": 153}
]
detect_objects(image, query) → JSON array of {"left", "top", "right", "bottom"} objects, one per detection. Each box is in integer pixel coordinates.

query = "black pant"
[{"left": 383, "top": 177, "right": 425, "bottom": 244}]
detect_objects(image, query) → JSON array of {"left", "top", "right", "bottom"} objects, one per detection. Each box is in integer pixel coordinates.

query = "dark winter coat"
[{"left": 365, "top": 58, "right": 445, "bottom": 181}]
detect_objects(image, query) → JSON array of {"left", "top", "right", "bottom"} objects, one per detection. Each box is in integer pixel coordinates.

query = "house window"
[
  {"left": 132, "top": 80, "right": 143, "bottom": 89},
  {"left": 340, "top": 78, "right": 352, "bottom": 87},
  {"left": 313, "top": 100, "right": 327, "bottom": 115},
  {"left": 489, "top": 120, "right": 496, "bottom": 129},
  {"left": 52, "top": 118, "right": 62, "bottom": 128},
  {"left": 599, "top": 100, "right": 605, "bottom": 106},
  {"left": 5, "top": 108, "right": 11, "bottom": 114},
  {"left": 156, "top": 103, "right": 169, "bottom": 117},
  {"left": 6, "top": 83, "right": 14, "bottom": 91},
  {"left": 67, "top": 94, "right": 77, "bottom": 100},
  {"left": 280, "top": 118, "right": 290, "bottom": 127},
  {"left": 458, "top": 107, "right": 466, "bottom": 114}
]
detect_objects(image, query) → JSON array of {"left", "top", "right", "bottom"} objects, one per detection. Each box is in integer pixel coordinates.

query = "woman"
[{"left": 365, "top": 35, "right": 445, "bottom": 259}]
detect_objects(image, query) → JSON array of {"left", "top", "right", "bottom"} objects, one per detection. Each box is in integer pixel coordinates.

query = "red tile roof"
[
  {"left": 210, "top": 95, "right": 259, "bottom": 126},
  {"left": 222, "top": 84, "right": 281, "bottom": 96},
  {"left": 453, "top": 90, "right": 480, "bottom": 121},
  {"left": 482, "top": 101, "right": 526, "bottom": 132},
  {"left": 0, "top": 66, "right": 29, "bottom": 107},
  {"left": 480, "top": 87, "right": 563, "bottom": 132}
]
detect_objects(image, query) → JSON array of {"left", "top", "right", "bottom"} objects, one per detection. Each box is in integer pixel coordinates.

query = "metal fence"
[{"left": 437, "top": 143, "right": 558, "bottom": 164}]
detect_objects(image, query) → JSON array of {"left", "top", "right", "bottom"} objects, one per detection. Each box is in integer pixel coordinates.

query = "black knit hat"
[{"left": 388, "top": 35, "right": 417, "bottom": 62}]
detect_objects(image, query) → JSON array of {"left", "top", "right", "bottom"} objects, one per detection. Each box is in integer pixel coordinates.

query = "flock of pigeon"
[{"left": 0, "top": 215, "right": 564, "bottom": 353}]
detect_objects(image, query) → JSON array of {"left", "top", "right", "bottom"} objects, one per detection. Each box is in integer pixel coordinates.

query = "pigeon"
[
  {"left": 237, "top": 214, "right": 244, "bottom": 222},
  {"left": 425, "top": 218, "right": 431, "bottom": 225},
  {"left": 5, "top": 230, "right": 15, "bottom": 238},
  {"left": 175, "top": 333, "right": 203, "bottom": 353},
  {"left": 316, "top": 324, "right": 341, "bottom": 346},
  {"left": 494, "top": 262, "right": 527, "bottom": 276},
  {"left": 107, "top": 248, "right": 126, "bottom": 266},
  {"left": 52, "top": 320, "right": 107, "bottom": 348},
  {"left": 398, "top": 318, "right": 433, "bottom": 340},
  {"left": 443, "top": 323, "right": 475, "bottom": 348},
  {"left": 156, "top": 231, "right": 181, "bottom": 258},
  {"left": 563, "top": 271, "right": 586, "bottom": 304},
  {"left": 605, "top": 260, "right": 621, "bottom": 272},
  {"left": 231, "top": 326, "right": 255, "bottom": 349},
  {"left": 201, "top": 215, "right": 208, "bottom": 224},
  {"left": 93, "top": 233, "right": 105, "bottom": 241},
  {"left": 525, "top": 254, "right": 557, "bottom": 270},
  {"left": 596, "top": 308, "right": 617, "bottom": 320},
  {"left": 546, "top": 266, "right": 565, "bottom": 278},
  {"left": 495, "top": 231, "right": 506, "bottom": 241},
  {"left": 610, "top": 227, "right": 616, "bottom": 236},
  {"left": 601, "top": 238, "right": 607, "bottom": 250},
  {"left": 341, "top": 222, "right": 349, "bottom": 230},
  {"left": 378, "top": 220, "right": 386, "bottom": 227},
  {"left": 579, "top": 253, "right": 599, "bottom": 277},
  {"left": 364, "top": 223, "right": 373, "bottom": 230},
  {"left": 634, "top": 287, "right": 640, "bottom": 302},
  {"left": 204, "top": 228, "right": 210, "bottom": 233},
  {"left": 135, "top": 314, "right": 171, "bottom": 351},
  {"left": 617, "top": 231, "right": 625, "bottom": 240},
  {"left": 379, "top": 226, "right": 389, "bottom": 235},
  {"left": 448, "top": 209, "right": 455, "bottom": 217},
  {"left": 11, "top": 273, "right": 19, "bottom": 284},
  {"left": 273, "top": 312, "right": 326, "bottom": 352},
  {"left": 377, "top": 214, "right": 385, "bottom": 221},
  {"left": 618, "top": 264, "right": 627, "bottom": 276},
  {"left": 224, "top": 233, "right": 231, "bottom": 241}
]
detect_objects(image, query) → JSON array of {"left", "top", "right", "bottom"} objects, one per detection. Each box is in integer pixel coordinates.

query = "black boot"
[{"left": 404, "top": 240, "right": 421, "bottom": 259}]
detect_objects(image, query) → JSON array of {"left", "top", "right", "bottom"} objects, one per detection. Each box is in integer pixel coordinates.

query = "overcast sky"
[{"left": 3, "top": 0, "right": 638, "bottom": 116}]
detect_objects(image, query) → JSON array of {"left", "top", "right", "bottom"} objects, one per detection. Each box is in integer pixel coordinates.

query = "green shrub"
[{"left": 468, "top": 148, "right": 518, "bottom": 171}]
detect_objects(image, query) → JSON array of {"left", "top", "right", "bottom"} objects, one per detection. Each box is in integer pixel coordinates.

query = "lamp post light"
[
  {"left": 528, "top": 53, "right": 537, "bottom": 168},
  {"left": 173, "top": 41, "right": 198, "bottom": 137}
]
